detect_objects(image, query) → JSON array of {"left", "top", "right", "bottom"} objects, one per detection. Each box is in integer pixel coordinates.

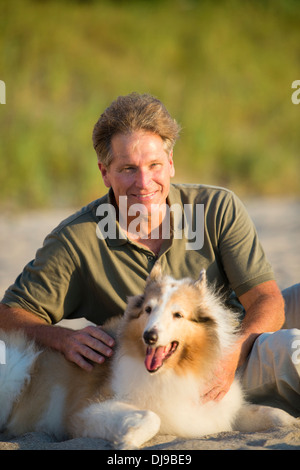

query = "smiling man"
[
  {"left": 98, "top": 131, "right": 174, "bottom": 254},
  {"left": 93, "top": 93, "right": 178, "bottom": 255},
  {"left": 1, "top": 93, "right": 299, "bottom": 412}
]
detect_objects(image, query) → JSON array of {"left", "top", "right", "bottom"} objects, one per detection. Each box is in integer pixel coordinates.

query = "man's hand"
[
  {"left": 201, "top": 281, "right": 285, "bottom": 403},
  {"left": 201, "top": 348, "right": 240, "bottom": 403},
  {"left": 59, "top": 325, "right": 115, "bottom": 371},
  {"left": 0, "top": 305, "right": 116, "bottom": 372}
]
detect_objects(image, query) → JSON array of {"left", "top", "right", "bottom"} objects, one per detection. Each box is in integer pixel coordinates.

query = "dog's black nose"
[{"left": 143, "top": 329, "right": 158, "bottom": 346}]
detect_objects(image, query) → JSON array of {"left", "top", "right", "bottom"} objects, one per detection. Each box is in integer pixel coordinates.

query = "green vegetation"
[{"left": 0, "top": 0, "right": 299, "bottom": 208}]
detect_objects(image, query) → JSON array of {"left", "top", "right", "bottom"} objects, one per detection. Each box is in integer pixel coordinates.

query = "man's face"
[{"left": 98, "top": 130, "right": 175, "bottom": 213}]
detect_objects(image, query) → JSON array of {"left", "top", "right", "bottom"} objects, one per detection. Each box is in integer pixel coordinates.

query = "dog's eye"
[
  {"left": 145, "top": 306, "right": 152, "bottom": 314},
  {"left": 173, "top": 312, "right": 183, "bottom": 319}
]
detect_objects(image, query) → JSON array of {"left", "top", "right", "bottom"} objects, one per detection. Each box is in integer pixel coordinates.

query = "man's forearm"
[
  {"left": 0, "top": 303, "right": 114, "bottom": 370},
  {"left": 238, "top": 280, "right": 285, "bottom": 367},
  {"left": 0, "top": 303, "right": 70, "bottom": 351},
  {"left": 202, "top": 280, "right": 285, "bottom": 402}
]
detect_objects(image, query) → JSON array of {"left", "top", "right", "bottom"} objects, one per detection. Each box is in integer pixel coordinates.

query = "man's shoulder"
[
  {"left": 170, "top": 183, "right": 234, "bottom": 203},
  {"left": 51, "top": 194, "right": 109, "bottom": 237}
]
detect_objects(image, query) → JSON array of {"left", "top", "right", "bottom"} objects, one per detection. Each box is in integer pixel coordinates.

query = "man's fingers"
[
  {"left": 76, "top": 326, "right": 115, "bottom": 357},
  {"left": 83, "top": 325, "right": 115, "bottom": 348},
  {"left": 79, "top": 332, "right": 114, "bottom": 358},
  {"left": 202, "top": 387, "right": 219, "bottom": 403},
  {"left": 202, "top": 384, "right": 230, "bottom": 403},
  {"left": 69, "top": 351, "right": 95, "bottom": 372},
  {"left": 78, "top": 343, "right": 107, "bottom": 367},
  {"left": 62, "top": 326, "right": 116, "bottom": 370}
]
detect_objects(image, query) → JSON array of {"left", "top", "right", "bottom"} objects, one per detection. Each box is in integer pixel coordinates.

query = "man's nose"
[{"left": 135, "top": 169, "right": 151, "bottom": 188}]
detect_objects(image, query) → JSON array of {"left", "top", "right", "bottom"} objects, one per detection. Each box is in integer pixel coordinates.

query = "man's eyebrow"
[
  {"left": 117, "top": 162, "right": 137, "bottom": 169},
  {"left": 117, "top": 156, "right": 163, "bottom": 166}
]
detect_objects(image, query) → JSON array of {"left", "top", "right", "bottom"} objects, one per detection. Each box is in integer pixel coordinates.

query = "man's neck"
[{"left": 122, "top": 205, "right": 170, "bottom": 256}]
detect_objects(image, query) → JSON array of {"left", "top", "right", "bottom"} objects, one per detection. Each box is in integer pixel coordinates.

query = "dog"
[{"left": 0, "top": 262, "right": 297, "bottom": 449}]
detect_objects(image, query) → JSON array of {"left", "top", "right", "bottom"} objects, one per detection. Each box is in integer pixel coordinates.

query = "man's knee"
[
  {"left": 282, "top": 283, "right": 300, "bottom": 329},
  {"left": 255, "top": 328, "right": 300, "bottom": 366},
  {"left": 288, "top": 328, "right": 300, "bottom": 366},
  {"left": 241, "top": 329, "right": 300, "bottom": 391}
]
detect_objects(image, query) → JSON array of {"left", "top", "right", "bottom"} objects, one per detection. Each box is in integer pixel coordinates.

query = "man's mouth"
[
  {"left": 144, "top": 341, "right": 179, "bottom": 373},
  {"left": 131, "top": 191, "right": 158, "bottom": 200}
]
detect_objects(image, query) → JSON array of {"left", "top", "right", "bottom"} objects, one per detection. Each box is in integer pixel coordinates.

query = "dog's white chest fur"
[{"left": 111, "top": 354, "right": 243, "bottom": 437}]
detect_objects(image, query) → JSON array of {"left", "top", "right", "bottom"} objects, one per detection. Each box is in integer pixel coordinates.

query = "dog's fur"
[{"left": 0, "top": 263, "right": 297, "bottom": 449}]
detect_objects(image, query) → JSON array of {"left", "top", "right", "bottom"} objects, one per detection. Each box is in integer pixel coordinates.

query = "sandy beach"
[{"left": 0, "top": 198, "right": 299, "bottom": 450}]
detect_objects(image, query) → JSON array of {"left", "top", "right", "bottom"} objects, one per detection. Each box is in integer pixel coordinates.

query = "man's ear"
[
  {"left": 169, "top": 150, "right": 175, "bottom": 178},
  {"left": 98, "top": 162, "right": 111, "bottom": 188}
]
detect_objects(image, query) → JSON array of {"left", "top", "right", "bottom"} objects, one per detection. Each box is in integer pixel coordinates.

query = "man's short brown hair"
[{"left": 92, "top": 92, "right": 181, "bottom": 166}]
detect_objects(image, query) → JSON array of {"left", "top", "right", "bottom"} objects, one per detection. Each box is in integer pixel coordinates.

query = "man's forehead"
[
  {"left": 111, "top": 131, "right": 163, "bottom": 148},
  {"left": 110, "top": 133, "right": 169, "bottom": 163}
]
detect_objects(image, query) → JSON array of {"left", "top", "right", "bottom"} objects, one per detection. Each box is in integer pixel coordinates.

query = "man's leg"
[
  {"left": 282, "top": 283, "right": 300, "bottom": 329},
  {"left": 240, "top": 284, "right": 300, "bottom": 416}
]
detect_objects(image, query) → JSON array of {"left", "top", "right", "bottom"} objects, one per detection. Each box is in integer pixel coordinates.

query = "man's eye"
[{"left": 122, "top": 167, "right": 135, "bottom": 172}]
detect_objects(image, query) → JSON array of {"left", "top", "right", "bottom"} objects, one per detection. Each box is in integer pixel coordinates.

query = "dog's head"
[{"left": 124, "top": 262, "right": 239, "bottom": 376}]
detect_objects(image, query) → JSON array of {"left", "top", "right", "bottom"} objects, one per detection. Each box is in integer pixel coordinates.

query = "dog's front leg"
[
  {"left": 69, "top": 399, "right": 161, "bottom": 449},
  {"left": 234, "top": 404, "right": 298, "bottom": 432}
]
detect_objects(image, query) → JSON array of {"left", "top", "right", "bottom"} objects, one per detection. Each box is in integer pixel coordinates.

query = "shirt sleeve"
[
  {"left": 1, "top": 233, "right": 83, "bottom": 324},
  {"left": 216, "top": 191, "right": 275, "bottom": 297}
]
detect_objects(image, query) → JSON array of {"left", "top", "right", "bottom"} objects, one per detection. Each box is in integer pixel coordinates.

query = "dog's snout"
[{"left": 143, "top": 329, "right": 158, "bottom": 346}]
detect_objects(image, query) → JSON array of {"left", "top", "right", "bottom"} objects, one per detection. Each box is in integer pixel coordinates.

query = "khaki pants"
[{"left": 240, "top": 284, "right": 300, "bottom": 416}]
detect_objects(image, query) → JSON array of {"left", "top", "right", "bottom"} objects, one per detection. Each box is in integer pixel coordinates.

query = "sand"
[{"left": 0, "top": 198, "right": 299, "bottom": 450}]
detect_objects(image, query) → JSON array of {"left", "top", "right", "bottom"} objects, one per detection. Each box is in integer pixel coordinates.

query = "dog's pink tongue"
[{"left": 145, "top": 345, "right": 171, "bottom": 372}]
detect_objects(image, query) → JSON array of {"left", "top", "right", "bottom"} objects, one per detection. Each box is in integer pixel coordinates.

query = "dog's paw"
[
  {"left": 114, "top": 409, "right": 161, "bottom": 450},
  {"left": 266, "top": 407, "right": 298, "bottom": 427},
  {"left": 235, "top": 404, "right": 298, "bottom": 432}
]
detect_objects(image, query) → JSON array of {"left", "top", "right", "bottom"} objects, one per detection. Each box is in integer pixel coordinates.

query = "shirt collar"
[{"left": 102, "top": 185, "right": 181, "bottom": 248}]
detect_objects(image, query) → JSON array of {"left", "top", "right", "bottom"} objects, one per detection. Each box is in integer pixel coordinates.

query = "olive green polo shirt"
[{"left": 1, "top": 184, "right": 274, "bottom": 324}]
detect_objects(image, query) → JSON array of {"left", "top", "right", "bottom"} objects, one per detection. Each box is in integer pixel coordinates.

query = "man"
[{"left": 0, "top": 93, "right": 299, "bottom": 409}]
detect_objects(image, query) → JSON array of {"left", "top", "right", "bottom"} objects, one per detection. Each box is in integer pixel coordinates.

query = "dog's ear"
[
  {"left": 146, "top": 260, "right": 163, "bottom": 284},
  {"left": 125, "top": 294, "right": 145, "bottom": 319},
  {"left": 194, "top": 269, "right": 206, "bottom": 288}
]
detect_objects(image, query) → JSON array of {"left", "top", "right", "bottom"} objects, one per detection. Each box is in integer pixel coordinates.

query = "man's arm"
[
  {"left": 201, "top": 280, "right": 285, "bottom": 402},
  {"left": 0, "top": 304, "right": 115, "bottom": 371},
  {"left": 237, "top": 279, "right": 285, "bottom": 364}
]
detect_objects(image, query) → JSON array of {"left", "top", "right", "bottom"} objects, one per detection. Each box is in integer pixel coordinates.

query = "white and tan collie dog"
[{"left": 0, "top": 263, "right": 297, "bottom": 449}]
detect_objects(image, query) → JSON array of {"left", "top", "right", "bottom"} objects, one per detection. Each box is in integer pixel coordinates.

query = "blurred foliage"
[{"left": 0, "top": 0, "right": 299, "bottom": 208}]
